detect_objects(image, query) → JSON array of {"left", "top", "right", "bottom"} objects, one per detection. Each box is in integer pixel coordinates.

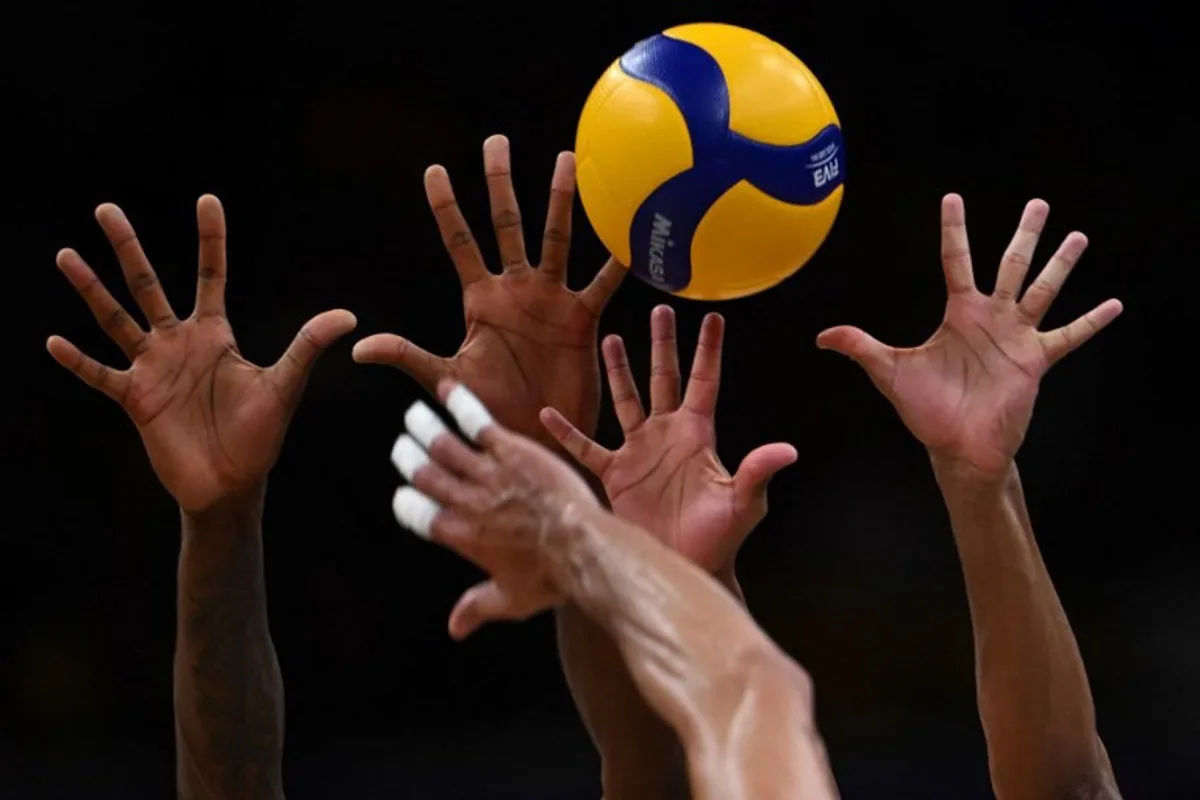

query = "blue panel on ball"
[
  {"left": 619, "top": 34, "right": 730, "bottom": 157},
  {"left": 627, "top": 159, "right": 742, "bottom": 292},
  {"left": 731, "top": 125, "right": 845, "bottom": 206},
  {"left": 618, "top": 34, "right": 847, "bottom": 293}
]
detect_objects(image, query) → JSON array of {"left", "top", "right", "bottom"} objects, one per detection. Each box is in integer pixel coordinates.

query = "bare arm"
[
  {"left": 548, "top": 506, "right": 838, "bottom": 800},
  {"left": 543, "top": 308, "right": 780, "bottom": 800},
  {"left": 557, "top": 605, "right": 691, "bottom": 799},
  {"left": 557, "top": 572, "right": 748, "bottom": 798},
  {"left": 394, "top": 385, "right": 832, "bottom": 800},
  {"left": 933, "top": 460, "right": 1118, "bottom": 800},
  {"left": 175, "top": 489, "right": 285, "bottom": 800}
]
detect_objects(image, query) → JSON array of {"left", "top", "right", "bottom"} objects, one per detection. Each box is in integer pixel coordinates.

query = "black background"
[{"left": 3, "top": 1, "right": 1194, "bottom": 797}]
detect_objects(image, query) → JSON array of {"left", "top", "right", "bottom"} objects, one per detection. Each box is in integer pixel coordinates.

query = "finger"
[
  {"left": 404, "top": 400, "right": 495, "bottom": 482},
  {"left": 392, "top": 485, "right": 443, "bottom": 540},
  {"left": 816, "top": 326, "right": 898, "bottom": 393},
  {"left": 425, "top": 165, "right": 489, "bottom": 287},
  {"left": 601, "top": 334, "right": 646, "bottom": 432},
  {"left": 579, "top": 256, "right": 627, "bottom": 315},
  {"left": 352, "top": 333, "right": 449, "bottom": 395},
  {"left": 994, "top": 198, "right": 1049, "bottom": 301},
  {"left": 195, "top": 194, "right": 228, "bottom": 318},
  {"left": 649, "top": 305, "right": 681, "bottom": 414},
  {"left": 539, "top": 151, "right": 575, "bottom": 282},
  {"left": 940, "top": 194, "right": 976, "bottom": 294},
  {"left": 94, "top": 203, "right": 178, "bottom": 327},
  {"left": 45, "top": 335, "right": 130, "bottom": 403},
  {"left": 539, "top": 406, "right": 613, "bottom": 476},
  {"left": 438, "top": 379, "right": 498, "bottom": 444},
  {"left": 449, "top": 580, "right": 531, "bottom": 641},
  {"left": 1018, "top": 232, "right": 1089, "bottom": 325},
  {"left": 732, "top": 443, "right": 799, "bottom": 509},
  {"left": 267, "top": 309, "right": 358, "bottom": 403},
  {"left": 682, "top": 312, "right": 725, "bottom": 418},
  {"left": 1039, "top": 298, "right": 1123, "bottom": 365},
  {"left": 55, "top": 248, "right": 148, "bottom": 360},
  {"left": 392, "top": 434, "right": 482, "bottom": 512},
  {"left": 483, "top": 134, "right": 527, "bottom": 269}
]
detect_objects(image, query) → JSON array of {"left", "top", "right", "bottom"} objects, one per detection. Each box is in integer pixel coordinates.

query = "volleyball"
[{"left": 575, "top": 23, "right": 845, "bottom": 301}]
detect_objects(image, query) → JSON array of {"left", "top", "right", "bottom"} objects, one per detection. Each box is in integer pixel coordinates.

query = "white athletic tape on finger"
[
  {"left": 392, "top": 486, "right": 440, "bottom": 540},
  {"left": 390, "top": 434, "right": 429, "bottom": 482},
  {"left": 405, "top": 400, "right": 449, "bottom": 450},
  {"left": 446, "top": 384, "right": 494, "bottom": 441}
]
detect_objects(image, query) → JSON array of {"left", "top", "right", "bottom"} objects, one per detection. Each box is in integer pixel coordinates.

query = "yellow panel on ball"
[
  {"left": 663, "top": 23, "right": 839, "bottom": 147},
  {"left": 575, "top": 59, "right": 694, "bottom": 267},
  {"left": 682, "top": 182, "right": 844, "bottom": 301},
  {"left": 575, "top": 23, "right": 845, "bottom": 300}
]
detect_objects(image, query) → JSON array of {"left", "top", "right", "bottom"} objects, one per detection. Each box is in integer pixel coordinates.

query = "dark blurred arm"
[
  {"left": 557, "top": 603, "right": 691, "bottom": 799},
  {"left": 549, "top": 506, "right": 837, "bottom": 800},
  {"left": 175, "top": 487, "right": 285, "bottom": 800},
  {"left": 558, "top": 570, "right": 746, "bottom": 799},
  {"left": 932, "top": 459, "right": 1119, "bottom": 800}
]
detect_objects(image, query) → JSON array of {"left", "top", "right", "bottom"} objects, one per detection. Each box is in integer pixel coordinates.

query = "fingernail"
[
  {"left": 392, "top": 486, "right": 440, "bottom": 540},
  {"left": 390, "top": 434, "right": 429, "bottom": 481},
  {"left": 405, "top": 400, "right": 449, "bottom": 450},
  {"left": 445, "top": 385, "right": 494, "bottom": 442}
]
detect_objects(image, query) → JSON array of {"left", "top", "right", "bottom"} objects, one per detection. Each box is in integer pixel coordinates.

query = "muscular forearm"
[
  {"left": 175, "top": 487, "right": 285, "bottom": 800},
  {"left": 547, "top": 504, "right": 837, "bottom": 800},
  {"left": 933, "top": 458, "right": 1117, "bottom": 800}
]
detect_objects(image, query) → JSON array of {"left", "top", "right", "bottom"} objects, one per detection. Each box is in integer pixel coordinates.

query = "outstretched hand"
[
  {"left": 541, "top": 306, "right": 797, "bottom": 573},
  {"left": 817, "top": 194, "right": 1122, "bottom": 477},
  {"left": 47, "top": 196, "right": 356, "bottom": 512},
  {"left": 353, "top": 135, "right": 626, "bottom": 448}
]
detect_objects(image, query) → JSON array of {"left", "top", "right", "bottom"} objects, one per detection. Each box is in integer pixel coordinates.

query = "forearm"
[
  {"left": 175, "top": 486, "right": 285, "bottom": 800},
  {"left": 547, "top": 505, "right": 836, "bottom": 800},
  {"left": 932, "top": 458, "right": 1116, "bottom": 799},
  {"left": 554, "top": 467, "right": 690, "bottom": 800},
  {"left": 557, "top": 605, "right": 691, "bottom": 800}
]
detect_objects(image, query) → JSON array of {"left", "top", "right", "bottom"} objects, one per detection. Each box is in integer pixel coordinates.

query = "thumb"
[
  {"left": 448, "top": 580, "right": 519, "bottom": 641},
  {"left": 815, "top": 326, "right": 896, "bottom": 385},
  {"left": 268, "top": 309, "right": 357, "bottom": 401},
  {"left": 732, "top": 443, "right": 798, "bottom": 507},
  {"left": 352, "top": 332, "right": 449, "bottom": 394}
]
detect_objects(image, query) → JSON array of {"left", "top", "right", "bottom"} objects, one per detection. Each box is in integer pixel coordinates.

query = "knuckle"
[{"left": 491, "top": 209, "right": 522, "bottom": 231}]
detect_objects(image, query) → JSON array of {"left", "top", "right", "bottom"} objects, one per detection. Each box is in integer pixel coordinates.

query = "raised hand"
[
  {"left": 541, "top": 306, "right": 798, "bottom": 573},
  {"left": 47, "top": 196, "right": 356, "bottom": 512},
  {"left": 817, "top": 194, "right": 1122, "bottom": 477},
  {"left": 353, "top": 135, "right": 626, "bottom": 448},
  {"left": 391, "top": 380, "right": 601, "bottom": 639}
]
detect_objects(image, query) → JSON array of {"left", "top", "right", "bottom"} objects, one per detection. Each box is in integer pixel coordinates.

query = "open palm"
[
  {"left": 47, "top": 196, "right": 355, "bottom": 512},
  {"left": 541, "top": 306, "right": 797, "bottom": 573},
  {"left": 817, "top": 195, "right": 1123, "bottom": 476},
  {"left": 353, "top": 135, "right": 625, "bottom": 448}
]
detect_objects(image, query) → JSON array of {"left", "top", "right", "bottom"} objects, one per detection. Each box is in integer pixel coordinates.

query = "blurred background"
[{"left": 3, "top": 0, "right": 1193, "bottom": 797}]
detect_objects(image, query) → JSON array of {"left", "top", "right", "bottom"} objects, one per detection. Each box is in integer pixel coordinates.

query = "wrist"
[
  {"left": 928, "top": 451, "right": 1014, "bottom": 493},
  {"left": 181, "top": 484, "right": 266, "bottom": 538}
]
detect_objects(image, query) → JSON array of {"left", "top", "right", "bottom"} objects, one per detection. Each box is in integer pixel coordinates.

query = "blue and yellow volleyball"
[{"left": 576, "top": 23, "right": 845, "bottom": 301}]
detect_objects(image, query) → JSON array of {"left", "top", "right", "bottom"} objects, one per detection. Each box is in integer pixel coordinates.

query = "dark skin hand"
[
  {"left": 818, "top": 195, "right": 1123, "bottom": 799},
  {"left": 816, "top": 195, "right": 1122, "bottom": 476},
  {"left": 354, "top": 134, "right": 651, "bottom": 797},
  {"left": 48, "top": 195, "right": 355, "bottom": 799},
  {"left": 543, "top": 305, "right": 797, "bottom": 576},
  {"left": 353, "top": 134, "right": 625, "bottom": 449}
]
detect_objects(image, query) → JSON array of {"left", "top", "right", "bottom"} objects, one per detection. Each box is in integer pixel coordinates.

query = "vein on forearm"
[{"left": 176, "top": 494, "right": 284, "bottom": 800}]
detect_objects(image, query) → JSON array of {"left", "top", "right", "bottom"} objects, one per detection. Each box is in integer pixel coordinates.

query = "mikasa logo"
[{"left": 647, "top": 213, "right": 673, "bottom": 283}]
